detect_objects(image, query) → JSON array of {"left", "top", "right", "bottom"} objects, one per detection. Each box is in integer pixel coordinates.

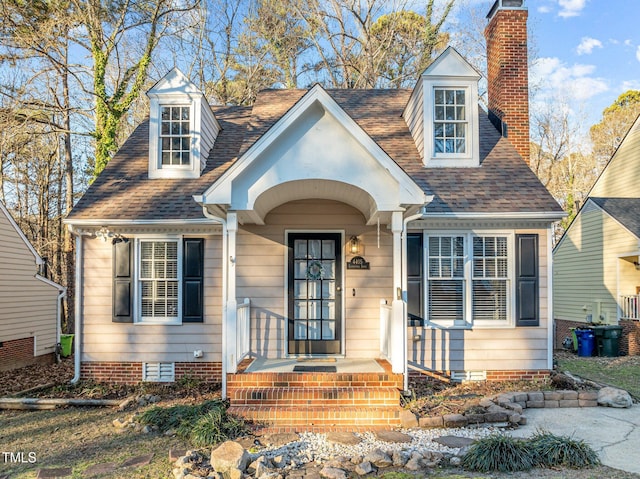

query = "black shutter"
[
  {"left": 516, "top": 234, "right": 539, "bottom": 327},
  {"left": 113, "top": 239, "right": 133, "bottom": 322},
  {"left": 407, "top": 233, "right": 424, "bottom": 325},
  {"left": 183, "top": 238, "right": 204, "bottom": 323}
]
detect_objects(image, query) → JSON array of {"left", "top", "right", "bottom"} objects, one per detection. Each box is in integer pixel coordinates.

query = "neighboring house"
[
  {"left": 65, "top": 0, "right": 564, "bottom": 426},
  {"left": 0, "top": 200, "right": 65, "bottom": 372},
  {"left": 554, "top": 114, "right": 640, "bottom": 356}
]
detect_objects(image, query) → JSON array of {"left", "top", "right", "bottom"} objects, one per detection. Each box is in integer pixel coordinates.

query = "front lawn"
[{"left": 555, "top": 352, "right": 640, "bottom": 399}]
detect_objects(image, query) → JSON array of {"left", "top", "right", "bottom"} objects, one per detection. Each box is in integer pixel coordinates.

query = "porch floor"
[{"left": 243, "top": 357, "right": 386, "bottom": 373}]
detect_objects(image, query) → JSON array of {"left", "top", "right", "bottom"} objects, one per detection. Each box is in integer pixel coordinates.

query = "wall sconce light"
[
  {"left": 634, "top": 261, "right": 640, "bottom": 271},
  {"left": 95, "top": 226, "right": 113, "bottom": 242},
  {"left": 349, "top": 235, "right": 360, "bottom": 255}
]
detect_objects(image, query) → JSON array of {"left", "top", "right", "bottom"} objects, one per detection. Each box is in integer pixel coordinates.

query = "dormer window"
[
  {"left": 402, "top": 47, "right": 480, "bottom": 168},
  {"left": 160, "top": 106, "right": 191, "bottom": 167},
  {"left": 146, "top": 68, "right": 220, "bottom": 180},
  {"left": 434, "top": 88, "right": 466, "bottom": 155}
]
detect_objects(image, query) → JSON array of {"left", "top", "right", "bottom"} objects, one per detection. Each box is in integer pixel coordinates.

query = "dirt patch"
[{"left": 0, "top": 358, "right": 74, "bottom": 397}]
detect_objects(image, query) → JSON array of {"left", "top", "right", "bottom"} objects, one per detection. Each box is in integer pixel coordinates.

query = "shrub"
[
  {"left": 461, "top": 434, "right": 534, "bottom": 472},
  {"left": 139, "top": 399, "right": 247, "bottom": 446},
  {"left": 530, "top": 431, "right": 600, "bottom": 468}
]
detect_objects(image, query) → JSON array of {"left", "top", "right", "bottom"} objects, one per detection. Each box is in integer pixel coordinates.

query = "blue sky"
[
  {"left": 530, "top": 0, "right": 640, "bottom": 128},
  {"left": 446, "top": 0, "right": 640, "bottom": 135}
]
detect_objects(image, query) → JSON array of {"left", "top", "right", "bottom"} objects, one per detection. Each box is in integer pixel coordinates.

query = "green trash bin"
[
  {"left": 594, "top": 326, "right": 622, "bottom": 357},
  {"left": 59, "top": 334, "right": 74, "bottom": 357}
]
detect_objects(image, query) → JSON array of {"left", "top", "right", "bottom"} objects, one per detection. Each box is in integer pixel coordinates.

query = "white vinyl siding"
[
  {"left": 0, "top": 205, "right": 61, "bottom": 357},
  {"left": 403, "top": 79, "right": 425, "bottom": 159}
]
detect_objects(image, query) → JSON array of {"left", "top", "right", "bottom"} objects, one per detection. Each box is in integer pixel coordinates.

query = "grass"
[{"left": 555, "top": 354, "right": 640, "bottom": 399}]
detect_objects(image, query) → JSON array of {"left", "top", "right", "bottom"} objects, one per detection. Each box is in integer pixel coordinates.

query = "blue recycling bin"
[{"left": 575, "top": 329, "right": 595, "bottom": 357}]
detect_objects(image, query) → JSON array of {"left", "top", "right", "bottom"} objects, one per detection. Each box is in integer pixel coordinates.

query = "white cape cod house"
[{"left": 66, "top": 0, "right": 564, "bottom": 426}]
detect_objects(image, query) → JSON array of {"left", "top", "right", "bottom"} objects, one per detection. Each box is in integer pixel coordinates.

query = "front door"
[{"left": 288, "top": 233, "right": 342, "bottom": 355}]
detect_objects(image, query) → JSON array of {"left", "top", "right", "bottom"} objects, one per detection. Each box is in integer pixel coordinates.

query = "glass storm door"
[{"left": 288, "top": 233, "right": 342, "bottom": 355}]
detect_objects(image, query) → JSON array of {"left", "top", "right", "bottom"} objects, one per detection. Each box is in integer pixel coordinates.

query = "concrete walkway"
[{"left": 509, "top": 404, "right": 640, "bottom": 474}]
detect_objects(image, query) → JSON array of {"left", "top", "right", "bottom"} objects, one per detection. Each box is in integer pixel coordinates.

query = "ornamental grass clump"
[
  {"left": 531, "top": 431, "right": 601, "bottom": 468},
  {"left": 461, "top": 434, "right": 535, "bottom": 472},
  {"left": 139, "top": 399, "right": 247, "bottom": 446}
]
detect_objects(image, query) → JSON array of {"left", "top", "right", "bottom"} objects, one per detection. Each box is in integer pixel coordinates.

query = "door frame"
[{"left": 284, "top": 230, "right": 346, "bottom": 357}]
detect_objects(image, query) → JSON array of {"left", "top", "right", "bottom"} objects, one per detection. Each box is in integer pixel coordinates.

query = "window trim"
[
  {"left": 423, "top": 79, "right": 480, "bottom": 167},
  {"left": 423, "top": 230, "right": 516, "bottom": 329},
  {"left": 148, "top": 94, "right": 202, "bottom": 179},
  {"left": 134, "top": 236, "right": 183, "bottom": 325}
]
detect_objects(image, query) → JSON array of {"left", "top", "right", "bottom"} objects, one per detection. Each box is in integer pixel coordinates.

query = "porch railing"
[
  {"left": 380, "top": 299, "right": 392, "bottom": 360},
  {"left": 620, "top": 294, "right": 639, "bottom": 320},
  {"left": 236, "top": 298, "right": 251, "bottom": 364}
]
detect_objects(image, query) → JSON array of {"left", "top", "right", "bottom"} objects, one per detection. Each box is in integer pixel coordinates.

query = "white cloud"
[
  {"left": 557, "top": 0, "right": 587, "bottom": 18},
  {"left": 538, "top": 6, "right": 552, "bottom": 13},
  {"left": 624, "top": 39, "right": 633, "bottom": 47},
  {"left": 576, "top": 37, "right": 603, "bottom": 55},
  {"left": 531, "top": 57, "right": 608, "bottom": 102}
]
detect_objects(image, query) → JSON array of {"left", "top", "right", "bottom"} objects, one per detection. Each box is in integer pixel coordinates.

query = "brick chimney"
[{"left": 485, "top": 0, "right": 530, "bottom": 165}]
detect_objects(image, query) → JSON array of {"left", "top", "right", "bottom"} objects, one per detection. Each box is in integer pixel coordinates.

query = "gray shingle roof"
[
  {"left": 591, "top": 197, "right": 640, "bottom": 238},
  {"left": 67, "top": 88, "right": 562, "bottom": 221}
]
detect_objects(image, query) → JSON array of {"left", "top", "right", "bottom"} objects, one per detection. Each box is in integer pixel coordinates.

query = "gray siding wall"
[
  {"left": 239, "top": 200, "right": 392, "bottom": 359},
  {"left": 408, "top": 226, "right": 551, "bottom": 373},
  {"left": 0, "top": 208, "right": 59, "bottom": 356},
  {"left": 81, "top": 235, "right": 223, "bottom": 363}
]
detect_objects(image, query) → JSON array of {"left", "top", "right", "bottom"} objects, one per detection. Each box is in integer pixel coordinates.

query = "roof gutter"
[
  {"left": 63, "top": 218, "right": 216, "bottom": 226},
  {"left": 418, "top": 211, "right": 567, "bottom": 220}
]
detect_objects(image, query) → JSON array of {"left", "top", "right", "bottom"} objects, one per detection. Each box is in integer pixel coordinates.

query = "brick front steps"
[{"left": 227, "top": 363, "right": 404, "bottom": 428}]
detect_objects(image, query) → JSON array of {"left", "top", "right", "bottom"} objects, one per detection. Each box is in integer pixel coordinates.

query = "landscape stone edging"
[{"left": 414, "top": 389, "right": 600, "bottom": 429}]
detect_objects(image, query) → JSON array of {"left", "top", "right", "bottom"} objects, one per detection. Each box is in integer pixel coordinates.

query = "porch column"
[
  {"left": 226, "top": 212, "right": 239, "bottom": 373},
  {"left": 391, "top": 211, "right": 406, "bottom": 374}
]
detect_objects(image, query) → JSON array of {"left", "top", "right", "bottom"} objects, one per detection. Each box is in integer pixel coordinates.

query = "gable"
[
  {"left": 422, "top": 46, "right": 481, "bottom": 80},
  {"left": 589, "top": 114, "right": 640, "bottom": 198},
  {"left": 0, "top": 201, "right": 42, "bottom": 265},
  {"left": 201, "top": 85, "right": 427, "bottom": 224}
]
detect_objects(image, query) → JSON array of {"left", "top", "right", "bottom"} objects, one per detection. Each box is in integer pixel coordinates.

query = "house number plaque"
[{"left": 347, "top": 256, "right": 370, "bottom": 270}]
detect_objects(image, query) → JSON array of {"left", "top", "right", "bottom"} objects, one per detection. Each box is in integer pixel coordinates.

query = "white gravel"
[{"left": 256, "top": 426, "right": 503, "bottom": 464}]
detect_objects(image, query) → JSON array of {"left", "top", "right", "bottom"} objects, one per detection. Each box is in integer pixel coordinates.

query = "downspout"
[
  {"left": 401, "top": 197, "right": 434, "bottom": 393},
  {"left": 199, "top": 204, "right": 229, "bottom": 399},
  {"left": 56, "top": 287, "right": 67, "bottom": 353},
  {"left": 67, "top": 225, "right": 86, "bottom": 384}
]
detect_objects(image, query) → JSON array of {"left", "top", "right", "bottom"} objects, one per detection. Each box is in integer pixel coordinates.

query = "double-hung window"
[
  {"left": 472, "top": 236, "right": 508, "bottom": 322},
  {"left": 160, "top": 106, "right": 191, "bottom": 167},
  {"left": 112, "top": 237, "right": 204, "bottom": 324},
  {"left": 139, "top": 240, "right": 180, "bottom": 322},
  {"left": 425, "top": 233, "right": 513, "bottom": 327},
  {"left": 433, "top": 88, "right": 466, "bottom": 155},
  {"left": 427, "top": 236, "right": 465, "bottom": 324}
]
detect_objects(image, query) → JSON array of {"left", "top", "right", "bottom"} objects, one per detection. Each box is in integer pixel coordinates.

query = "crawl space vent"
[
  {"left": 143, "top": 362, "right": 175, "bottom": 382},
  {"left": 451, "top": 370, "right": 487, "bottom": 382}
]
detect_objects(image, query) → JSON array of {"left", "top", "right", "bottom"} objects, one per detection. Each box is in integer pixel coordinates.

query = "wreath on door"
[{"left": 306, "top": 260, "right": 324, "bottom": 280}]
